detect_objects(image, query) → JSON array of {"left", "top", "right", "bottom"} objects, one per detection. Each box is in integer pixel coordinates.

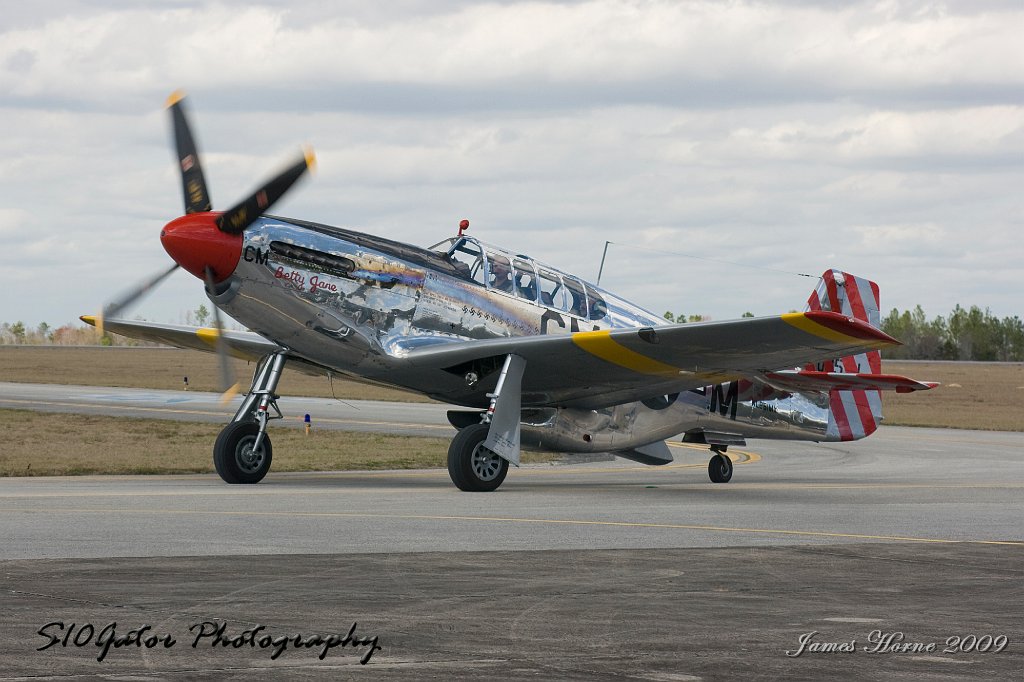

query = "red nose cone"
[{"left": 160, "top": 213, "right": 243, "bottom": 282}]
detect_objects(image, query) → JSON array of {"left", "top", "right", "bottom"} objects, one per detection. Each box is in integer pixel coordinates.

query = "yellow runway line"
[{"left": 2, "top": 506, "right": 1020, "bottom": 547}]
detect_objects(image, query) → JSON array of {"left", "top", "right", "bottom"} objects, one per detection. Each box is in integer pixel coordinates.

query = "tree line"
[
  {"left": 0, "top": 305, "right": 213, "bottom": 347},
  {"left": 880, "top": 304, "right": 1023, "bottom": 361}
]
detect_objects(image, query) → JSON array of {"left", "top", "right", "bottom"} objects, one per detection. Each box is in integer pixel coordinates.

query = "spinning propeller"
[{"left": 94, "top": 91, "right": 315, "bottom": 399}]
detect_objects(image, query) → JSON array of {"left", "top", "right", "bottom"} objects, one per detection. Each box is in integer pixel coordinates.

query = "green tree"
[
  {"left": 196, "top": 304, "right": 210, "bottom": 327},
  {"left": 882, "top": 303, "right": 1022, "bottom": 361}
]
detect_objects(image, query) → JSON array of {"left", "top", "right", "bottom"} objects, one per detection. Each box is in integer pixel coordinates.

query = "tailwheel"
[
  {"left": 708, "top": 451, "right": 733, "bottom": 483},
  {"left": 214, "top": 421, "right": 273, "bottom": 484},
  {"left": 447, "top": 423, "right": 509, "bottom": 492}
]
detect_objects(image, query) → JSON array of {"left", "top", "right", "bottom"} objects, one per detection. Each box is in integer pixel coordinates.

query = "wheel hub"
[
  {"left": 470, "top": 444, "right": 503, "bottom": 481},
  {"left": 236, "top": 436, "right": 266, "bottom": 474}
]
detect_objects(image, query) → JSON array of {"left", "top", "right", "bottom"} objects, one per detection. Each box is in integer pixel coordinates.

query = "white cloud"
[
  {"left": 3, "top": 1, "right": 1023, "bottom": 109},
  {"left": 0, "top": 0, "right": 1021, "bottom": 328}
]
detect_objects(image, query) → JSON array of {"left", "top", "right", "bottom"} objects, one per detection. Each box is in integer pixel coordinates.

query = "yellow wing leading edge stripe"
[
  {"left": 571, "top": 330, "right": 682, "bottom": 377},
  {"left": 195, "top": 327, "right": 221, "bottom": 347},
  {"left": 573, "top": 313, "right": 884, "bottom": 377}
]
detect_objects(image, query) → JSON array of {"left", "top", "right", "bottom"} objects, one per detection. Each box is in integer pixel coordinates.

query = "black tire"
[
  {"left": 708, "top": 452, "right": 733, "bottom": 483},
  {"left": 214, "top": 421, "right": 273, "bottom": 484},
  {"left": 447, "top": 423, "right": 509, "bottom": 492}
]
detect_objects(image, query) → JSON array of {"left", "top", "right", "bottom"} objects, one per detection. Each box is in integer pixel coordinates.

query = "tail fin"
[{"left": 805, "top": 270, "right": 883, "bottom": 440}]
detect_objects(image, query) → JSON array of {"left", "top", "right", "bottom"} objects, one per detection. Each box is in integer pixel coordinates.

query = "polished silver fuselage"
[{"left": 214, "top": 217, "right": 832, "bottom": 453}]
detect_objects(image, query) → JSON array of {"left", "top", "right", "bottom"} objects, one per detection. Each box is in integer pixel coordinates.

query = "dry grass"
[
  {"left": 0, "top": 407, "right": 556, "bottom": 476},
  {"left": 0, "top": 346, "right": 430, "bottom": 402},
  {"left": 1, "top": 349, "right": 1020, "bottom": 433},
  {"left": 882, "top": 361, "right": 1024, "bottom": 432}
]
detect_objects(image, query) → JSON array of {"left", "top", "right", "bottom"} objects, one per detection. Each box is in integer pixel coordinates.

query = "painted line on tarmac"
[
  {"left": 4, "top": 481, "right": 1023, "bottom": 499},
  {"left": 0, "top": 398, "right": 234, "bottom": 417},
  {"left": 2, "top": 506, "right": 1021, "bottom": 547},
  {"left": 0, "top": 398, "right": 453, "bottom": 431}
]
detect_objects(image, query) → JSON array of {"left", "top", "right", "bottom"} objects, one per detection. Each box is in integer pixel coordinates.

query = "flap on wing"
[
  {"left": 612, "top": 440, "right": 674, "bottom": 466},
  {"left": 763, "top": 370, "right": 938, "bottom": 393},
  {"left": 80, "top": 315, "right": 283, "bottom": 362}
]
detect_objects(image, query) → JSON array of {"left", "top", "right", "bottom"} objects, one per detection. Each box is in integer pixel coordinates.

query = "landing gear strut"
[
  {"left": 213, "top": 352, "right": 286, "bottom": 484},
  {"left": 708, "top": 446, "right": 733, "bottom": 483}
]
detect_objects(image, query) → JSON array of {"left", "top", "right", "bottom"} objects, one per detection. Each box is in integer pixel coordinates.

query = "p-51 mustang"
[{"left": 85, "top": 94, "right": 936, "bottom": 492}]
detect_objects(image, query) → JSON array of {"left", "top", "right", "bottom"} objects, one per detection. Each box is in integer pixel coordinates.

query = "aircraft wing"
[
  {"left": 763, "top": 370, "right": 938, "bottom": 393},
  {"left": 401, "top": 311, "right": 902, "bottom": 409},
  {"left": 80, "top": 315, "right": 283, "bottom": 362}
]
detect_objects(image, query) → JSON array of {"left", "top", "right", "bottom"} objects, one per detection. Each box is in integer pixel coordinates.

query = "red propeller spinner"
[{"left": 160, "top": 212, "right": 242, "bottom": 283}]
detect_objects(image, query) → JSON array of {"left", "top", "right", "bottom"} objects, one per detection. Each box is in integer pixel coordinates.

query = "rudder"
[{"left": 804, "top": 270, "right": 883, "bottom": 440}]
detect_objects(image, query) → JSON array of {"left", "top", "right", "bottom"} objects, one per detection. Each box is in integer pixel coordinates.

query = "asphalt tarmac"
[
  {"left": 1, "top": 383, "right": 1022, "bottom": 678},
  {"left": 0, "top": 381, "right": 454, "bottom": 437}
]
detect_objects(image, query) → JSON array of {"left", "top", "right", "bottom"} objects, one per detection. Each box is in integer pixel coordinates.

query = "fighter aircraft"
[{"left": 84, "top": 93, "right": 936, "bottom": 492}]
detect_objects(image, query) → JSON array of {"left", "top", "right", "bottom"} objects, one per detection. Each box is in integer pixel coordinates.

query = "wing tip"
[{"left": 794, "top": 310, "right": 900, "bottom": 346}]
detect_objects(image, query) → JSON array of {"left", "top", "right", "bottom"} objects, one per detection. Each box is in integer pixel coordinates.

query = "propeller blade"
[
  {"left": 167, "top": 90, "right": 213, "bottom": 214},
  {"left": 97, "top": 263, "right": 180, "bottom": 337},
  {"left": 216, "top": 147, "right": 316, "bottom": 234},
  {"left": 204, "top": 267, "right": 241, "bottom": 403}
]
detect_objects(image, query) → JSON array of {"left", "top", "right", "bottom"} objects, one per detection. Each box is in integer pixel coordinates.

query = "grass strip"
[{"left": 0, "top": 408, "right": 555, "bottom": 477}]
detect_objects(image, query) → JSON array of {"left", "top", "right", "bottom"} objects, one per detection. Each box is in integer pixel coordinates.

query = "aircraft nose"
[{"left": 160, "top": 213, "right": 243, "bottom": 282}]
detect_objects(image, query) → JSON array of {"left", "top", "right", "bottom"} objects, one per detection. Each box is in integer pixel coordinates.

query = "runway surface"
[
  {"left": 0, "top": 381, "right": 455, "bottom": 437},
  {"left": 1, "top": 382, "right": 1022, "bottom": 678},
  {"left": 1, "top": 427, "right": 1022, "bottom": 558}
]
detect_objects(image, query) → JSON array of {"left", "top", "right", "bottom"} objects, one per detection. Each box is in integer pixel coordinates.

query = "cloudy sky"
[{"left": 2, "top": 0, "right": 1021, "bottom": 330}]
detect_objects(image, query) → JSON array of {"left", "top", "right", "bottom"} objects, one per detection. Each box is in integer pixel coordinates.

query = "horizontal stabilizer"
[{"left": 764, "top": 370, "right": 938, "bottom": 394}]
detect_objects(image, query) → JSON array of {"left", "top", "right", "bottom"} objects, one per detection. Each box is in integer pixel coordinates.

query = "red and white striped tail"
[{"left": 804, "top": 270, "right": 883, "bottom": 441}]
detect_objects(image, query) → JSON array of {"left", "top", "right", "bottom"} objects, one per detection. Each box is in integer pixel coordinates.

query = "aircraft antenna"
[{"left": 596, "top": 241, "right": 611, "bottom": 285}]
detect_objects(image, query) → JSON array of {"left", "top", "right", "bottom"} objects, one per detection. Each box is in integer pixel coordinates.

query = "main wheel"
[
  {"left": 447, "top": 423, "right": 509, "bottom": 492},
  {"left": 213, "top": 421, "right": 273, "bottom": 484},
  {"left": 708, "top": 452, "right": 733, "bottom": 483}
]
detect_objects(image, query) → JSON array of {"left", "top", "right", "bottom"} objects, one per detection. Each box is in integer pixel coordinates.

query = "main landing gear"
[
  {"left": 708, "top": 446, "right": 733, "bottom": 484},
  {"left": 213, "top": 352, "right": 286, "bottom": 484},
  {"left": 446, "top": 354, "right": 525, "bottom": 493}
]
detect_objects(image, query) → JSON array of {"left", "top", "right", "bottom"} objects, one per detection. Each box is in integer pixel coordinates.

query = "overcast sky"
[{"left": 2, "top": 0, "right": 1021, "bottom": 329}]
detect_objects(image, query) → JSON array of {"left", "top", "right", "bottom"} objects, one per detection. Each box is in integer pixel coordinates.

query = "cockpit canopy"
[{"left": 430, "top": 236, "right": 607, "bottom": 320}]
